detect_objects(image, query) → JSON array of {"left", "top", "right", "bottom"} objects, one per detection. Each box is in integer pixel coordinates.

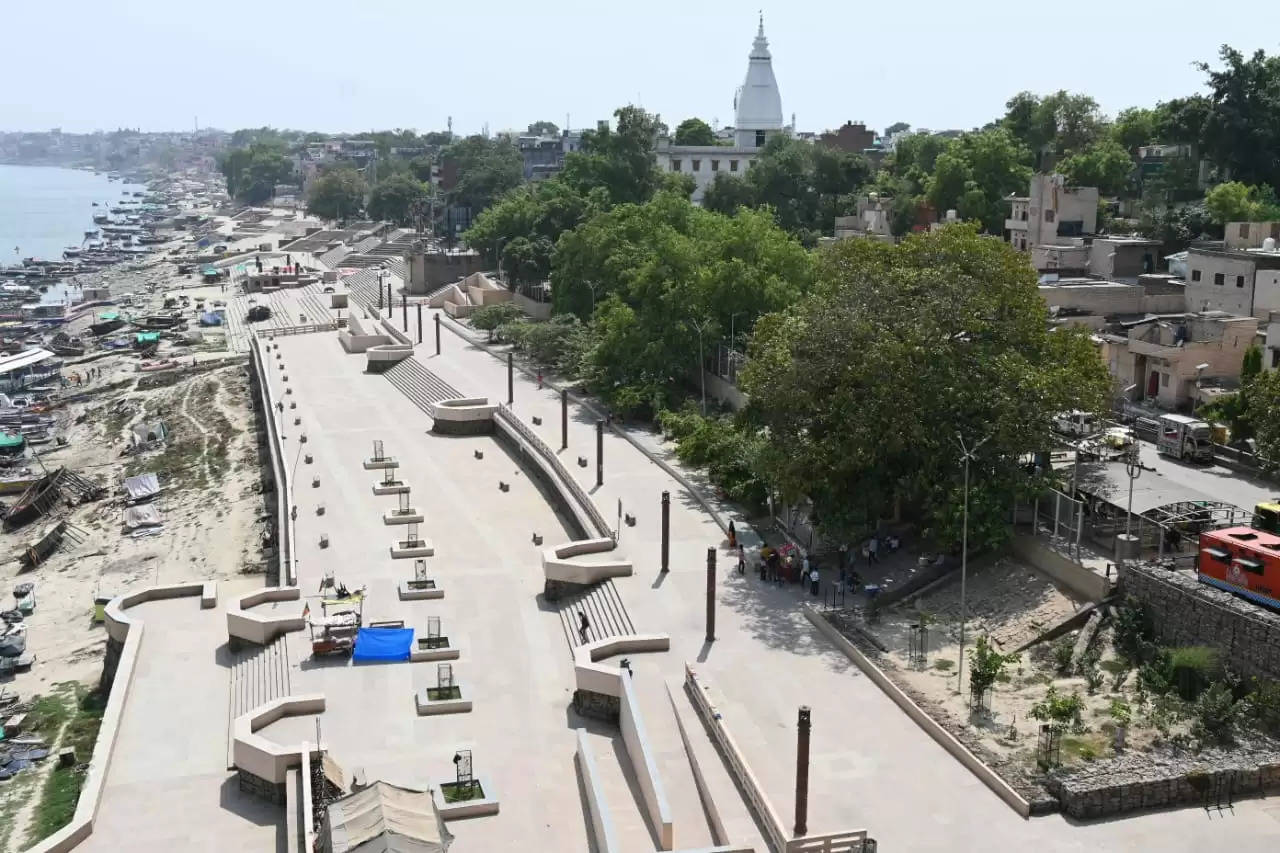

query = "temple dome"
[{"left": 733, "top": 18, "right": 784, "bottom": 133}]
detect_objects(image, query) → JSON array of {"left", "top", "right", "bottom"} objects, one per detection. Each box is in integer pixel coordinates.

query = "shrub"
[
  {"left": 1052, "top": 638, "right": 1075, "bottom": 675},
  {"left": 471, "top": 303, "right": 525, "bottom": 336},
  {"left": 1246, "top": 677, "right": 1280, "bottom": 737},
  {"left": 1029, "top": 685, "right": 1086, "bottom": 734},
  {"left": 1109, "top": 699, "right": 1132, "bottom": 727},
  {"left": 968, "top": 635, "right": 1020, "bottom": 701},
  {"left": 1113, "top": 597, "right": 1155, "bottom": 664},
  {"left": 656, "top": 405, "right": 769, "bottom": 506},
  {"left": 1191, "top": 681, "right": 1242, "bottom": 745},
  {"left": 1083, "top": 662, "right": 1105, "bottom": 694},
  {"left": 1167, "top": 646, "right": 1222, "bottom": 701}
]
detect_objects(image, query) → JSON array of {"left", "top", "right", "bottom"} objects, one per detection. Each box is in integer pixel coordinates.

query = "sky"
[{"left": 3, "top": 0, "right": 1278, "bottom": 137}]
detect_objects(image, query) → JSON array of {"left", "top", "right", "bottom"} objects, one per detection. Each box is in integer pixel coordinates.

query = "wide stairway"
[
  {"left": 225, "top": 635, "right": 292, "bottom": 765},
  {"left": 383, "top": 357, "right": 462, "bottom": 413},
  {"left": 555, "top": 579, "right": 635, "bottom": 654}
]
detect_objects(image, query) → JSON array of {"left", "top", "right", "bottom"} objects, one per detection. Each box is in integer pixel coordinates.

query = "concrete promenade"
[{"left": 417, "top": 309, "right": 1280, "bottom": 852}]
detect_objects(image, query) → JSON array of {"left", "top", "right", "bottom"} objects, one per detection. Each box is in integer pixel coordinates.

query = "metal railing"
[
  {"left": 250, "top": 340, "right": 294, "bottom": 587},
  {"left": 495, "top": 404, "right": 614, "bottom": 541}
]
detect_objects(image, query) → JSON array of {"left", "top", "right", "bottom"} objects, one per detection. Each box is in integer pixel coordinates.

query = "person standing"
[
  {"left": 809, "top": 567, "right": 820, "bottom": 596},
  {"left": 728, "top": 520, "right": 737, "bottom": 549},
  {"left": 737, "top": 543, "right": 746, "bottom": 575},
  {"left": 578, "top": 612, "right": 590, "bottom": 644},
  {"left": 868, "top": 535, "right": 880, "bottom": 565}
]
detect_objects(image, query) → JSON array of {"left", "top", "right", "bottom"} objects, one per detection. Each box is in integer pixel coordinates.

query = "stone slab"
[
  {"left": 372, "top": 482, "right": 411, "bottom": 495},
  {"left": 383, "top": 510, "right": 425, "bottom": 525},
  {"left": 397, "top": 582, "right": 445, "bottom": 601},
  {"left": 390, "top": 540, "right": 435, "bottom": 558}
]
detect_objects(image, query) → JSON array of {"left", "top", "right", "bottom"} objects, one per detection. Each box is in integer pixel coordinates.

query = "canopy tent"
[
  {"left": 321, "top": 781, "right": 453, "bottom": 853},
  {"left": 0, "top": 432, "right": 25, "bottom": 457},
  {"left": 352, "top": 627, "right": 413, "bottom": 663}
]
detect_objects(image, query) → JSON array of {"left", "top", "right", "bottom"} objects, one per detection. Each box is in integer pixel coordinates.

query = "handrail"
[{"left": 495, "top": 403, "right": 614, "bottom": 541}]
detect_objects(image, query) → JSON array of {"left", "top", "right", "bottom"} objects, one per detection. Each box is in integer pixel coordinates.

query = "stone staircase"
[
  {"left": 226, "top": 635, "right": 292, "bottom": 767},
  {"left": 383, "top": 357, "right": 462, "bottom": 413},
  {"left": 555, "top": 579, "right": 636, "bottom": 653}
]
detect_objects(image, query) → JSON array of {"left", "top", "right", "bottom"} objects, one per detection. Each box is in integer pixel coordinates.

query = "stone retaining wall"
[{"left": 1120, "top": 562, "right": 1280, "bottom": 681}]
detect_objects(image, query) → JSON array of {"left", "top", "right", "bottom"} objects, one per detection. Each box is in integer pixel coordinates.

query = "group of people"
[{"left": 62, "top": 366, "right": 104, "bottom": 387}]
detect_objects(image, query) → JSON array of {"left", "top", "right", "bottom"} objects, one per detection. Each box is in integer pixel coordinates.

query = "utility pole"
[
  {"left": 402, "top": 293, "right": 407, "bottom": 332},
  {"left": 595, "top": 420, "right": 604, "bottom": 487},
  {"left": 507, "top": 353, "right": 513, "bottom": 405},
  {"left": 692, "top": 318, "right": 709, "bottom": 415},
  {"left": 955, "top": 432, "right": 990, "bottom": 694},
  {"left": 561, "top": 389, "right": 568, "bottom": 450}
]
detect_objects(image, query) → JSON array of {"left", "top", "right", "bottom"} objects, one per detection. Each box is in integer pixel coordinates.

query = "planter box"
[
  {"left": 397, "top": 581, "right": 444, "bottom": 601},
  {"left": 383, "top": 510, "right": 425, "bottom": 525},
  {"left": 363, "top": 458, "right": 400, "bottom": 470},
  {"left": 415, "top": 684, "right": 472, "bottom": 716},
  {"left": 372, "top": 481, "right": 411, "bottom": 495},
  {"left": 390, "top": 539, "right": 435, "bottom": 559},
  {"left": 435, "top": 776, "right": 500, "bottom": 820}
]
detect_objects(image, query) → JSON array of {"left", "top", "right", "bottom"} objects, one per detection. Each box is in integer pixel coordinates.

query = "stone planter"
[
  {"left": 362, "top": 457, "right": 400, "bottom": 470},
  {"left": 390, "top": 538, "right": 435, "bottom": 558},
  {"left": 397, "top": 580, "right": 444, "bottom": 601},
  {"left": 383, "top": 509, "right": 425, "bottom": 525},
  {"left": 435, "top": 776, "right": 499, "bottom": 819},
  {"left": 415, "top": 683, "right": 472, "bottom": 715},
  {"left": 372, "top": 480, "right": 411, "bottom": 495}
]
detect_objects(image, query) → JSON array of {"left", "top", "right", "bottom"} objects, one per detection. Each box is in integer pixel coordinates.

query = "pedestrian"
[
  {"left": 737, "top": 544, "right": 746, "bottom": 575},
  {"left": 728, "top": 520, "right": 737, "bottom": 549},
  {"left": 839, "top": 542, "right": 848, "bottom": 569},
  {"left": 862, "top": 543, "right": 870, "bottom": 566},
  {"left": 537, "top": 371, "right": 543, "bottom": 389},
  {"left": 802, "top": 552, "right": 811, "bottom": 577},
  {"left": 578, "top": 611, "right": 590, "bottom": 644},
  {"left": 868, "top": 535, "right": 879, "bottom": 565},
  {"left": 809, "top": 567, "right": 820, "bottom": 596}
]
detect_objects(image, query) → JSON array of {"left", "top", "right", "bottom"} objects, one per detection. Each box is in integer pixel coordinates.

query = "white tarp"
[
  {"left": 123, "top": 472, "right": 161, "bottom": 502},
  {"left": 324, "top": 781, "right": 453, "bottom": 853},
  {"left": 123, "top": 504, "right": 163, "bottom": 529}
]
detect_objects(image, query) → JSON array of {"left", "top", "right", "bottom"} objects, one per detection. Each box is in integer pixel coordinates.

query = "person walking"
[
  {"left": 737, "top": 543, "right": 746, "bottom": 575},
  {"left": 809, "top": 567, "right": 820, "bottom": 596},
  {"left": 728, "top": 520, "right": 737, "bottom": 549},
  {"left": 578, "top": 611, "right": 590, "bottom": 644},
  {"left": 868, "top": 535, "right": 880, "bottom": 565}
]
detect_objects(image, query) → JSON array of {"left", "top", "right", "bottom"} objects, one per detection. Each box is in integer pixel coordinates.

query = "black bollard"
[
  {"left": 596, "top": 420, "right": 604, "bottom": 487},
  {"left": 402, "top": 293, "right": 407, "bottom": 331},
  {"left": 795, "top": 707, "right": 811, "bottom": 836},
  {"left": 661, "top": 491, "right": 670, "bottom": 573},
  {"left": 561, "top": 389, "right": 568, "bottom": 450},
  {"left": 507, "top": 353, "right": 513, "bottom": 405},
  {"left": 434, "top": 312, "right": 441, "bottom": 355},
  {"left": 417, "top": 304, "right": 422, "bottom": 344},
  {"left": 706, "top": 547, "right": 716, "bottom": 642}
]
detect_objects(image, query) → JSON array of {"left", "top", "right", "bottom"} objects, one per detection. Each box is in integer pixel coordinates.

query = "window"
[
  {"left": 729, "top": 160, "right": 739, "bottom": 172},
  {"left": 1204, "top": 547, "right": 1230, "bottom": 565},
  {"left": 1235, "top": 557, "right": 1265, "bottom": 576},
  {"left": 1044, "top": 209, "right": 1056, "bottom": 223},
  {"left": 671, "top": 159, "right": 681, "bottom": 172},
  {"left": 1238, "top": 275, "right": 1246, "bottom": 288},
  {"left": 1214, "top": 272, "right": 1225, "bottom": 286},
  {"left": 1160, "top": 372, "right": 1169, "bottom": 387},
  {"left": 1192, "top": 269, "right": 1201, "bottom": 282},
  {"left": 1240, "top": 223, "right": 1251, "bottom": 239},
  {"left": 711, "top": 160, "right": 720, "bottom": 172},
  {"left": 1021, "top": 210, "right": 1028, "bottom": 221},
  {"left": 755, "top": 130, "right": 766, "bottom": 147},
  {"left": 1273, "top": 349, "right": 1280, "bottom": 369},
  {"left": 691, "top": 160, "right": 701, "bottom": 172}
]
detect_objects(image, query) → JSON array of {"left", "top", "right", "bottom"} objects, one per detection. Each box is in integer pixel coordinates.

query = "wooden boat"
[{"left": 48, "top": 333, "right": 85, "bottom": 357}]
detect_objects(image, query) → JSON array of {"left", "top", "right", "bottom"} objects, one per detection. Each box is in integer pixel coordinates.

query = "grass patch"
[
  {"left": 932, "top": 659, "right": 954, "bottom": 671},
  {"left": 440, "top": 781, "right": 484, "bottom": 803},
  {"left": 425, "top": 686, "right": 462, "bottom": 701},
  {"left": 1061, "top": 732, "right": 1109, "bottom": 764},
  {"left": 24, "top": 685, "right": 106, "bottom": 848}
]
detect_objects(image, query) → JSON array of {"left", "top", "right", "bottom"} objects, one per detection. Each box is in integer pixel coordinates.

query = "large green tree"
[
  {"left": 1002, "top": 90, "right": 1105, "bottom": 167},
  {"left": 925, "top": 129, "right": 1032, "bottom": 232},
  {"left": 306, "top": 168, "right": 367, "bottom": 221},
  {"left": 442, "top": 135, "right": 524, "bottom": 214},
  {"left": 527, "top": 120, "right": 560, "bottom": 137},
  {"left": 1204, "top": 181, "right": 1280, "bottom": 224},
  {"left": 673, "top": 118, "right": 717, "bottom": 146},
  {"left": 740, "top": 225, "right": 1109, "bottom": 546},
  {"left": 218, "top": 141, "right": 294, "bottom": 204},
  {"left": 367, "top": 174, "right": 431, "bottom": 225},
  {"left": 1058, "top": 140, "right": 1135, "bottom": 196},
  {"left": 560, "top": 105, "right": 663, "bottom": 206},
  {"left": 1199, "top": 46, "right": 1280, "bottom": 190}
]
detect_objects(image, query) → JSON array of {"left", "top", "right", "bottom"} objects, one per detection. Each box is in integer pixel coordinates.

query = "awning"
[
  {"left": 0, "top": 348, "right": 54, "bottom": 376},
  {"left": 352, "top": 627, "right": 413, "bottom": 662},
  {"left": 323, "top": 781, "right": 453, "bottom": 853}
]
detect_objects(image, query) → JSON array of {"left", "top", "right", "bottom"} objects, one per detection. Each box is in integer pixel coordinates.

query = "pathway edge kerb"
[
  {"left": 802, "top": 607, "right": 1033, "bottom": 819},
  {"left": 28, "top": 583, "right": 213, "bottom": 853},
  {"left": 438, "top": 313, "right": 730, "bottom": 535}
]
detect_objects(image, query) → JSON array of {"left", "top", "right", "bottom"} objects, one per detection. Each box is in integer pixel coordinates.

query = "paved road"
[{"left": 1136, "top": 438, "right": 1276, "bottom": 514}]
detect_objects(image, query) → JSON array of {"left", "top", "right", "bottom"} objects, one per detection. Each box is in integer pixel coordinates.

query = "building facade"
[
  {"left": 1184, "top": 246, "right": 1280, "bottom": 318},
  {"left": 655, "top": 18, "right": 786, "bottom": 203},
  {"left": 1006, "top": 174, "right": 1098, "bottom": 255}
]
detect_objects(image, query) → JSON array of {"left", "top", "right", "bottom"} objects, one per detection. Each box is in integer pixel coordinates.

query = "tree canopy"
[
  {"left": 1199, "top": 46, "right": 1280, "bottom": 190},
  {"left": 1204, "top": 181, "right": 1280, "bottom": 224},
  {"left": 306, "top": 168, "right": 367, "bottom": 221},
  {"left": 740, "top": 225, "right": 1109, "bottom": 546},
  {"left": 560, "top": 105, "right": 663, "bottom": 206},
  {"left": 1058, "top": 139, "right": 1135, "bottom": 196},
  {"left": 925, "top": 129, "right": 1032, "bottom": 233},
  {"left": 366, "top": 174, "right": 431, "bottom": 225},
  {"left": 218, "top": 141, "right": 294, "bottom": 204},
  {"left": 673, "top": 118, "right": 717, "bottom": 146},
  {"left": 527, "top": 120, "right": 560, "bottom": 137},
  {"left": 441, "top": 135, "right": 523, "bottom": 214}
]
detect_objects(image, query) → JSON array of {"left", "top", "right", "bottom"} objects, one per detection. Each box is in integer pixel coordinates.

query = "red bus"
[{"left": 1197, "top": 526, "right": 1280, "bottom": 610}]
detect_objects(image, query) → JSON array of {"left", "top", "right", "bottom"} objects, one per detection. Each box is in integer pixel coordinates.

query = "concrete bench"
[
  {"left": 200, "top": 581, "right": 217, "bottom": 609},
  {"left": 430, "top": 397, "right": 497, "bottom": 435},
  {"left": 542, "top": 538, "right": 633, "bottom": 585},
  {"left": 227, "top": 587, "right": 305, "bottom": 646},
  {"left": 232, "top": 694, "right": 327, "bottom": 784}
]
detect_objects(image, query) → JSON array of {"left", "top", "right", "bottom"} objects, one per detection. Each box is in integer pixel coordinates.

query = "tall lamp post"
[
  {"left": 729, "top": 311, "right": 745, "bottom": 382},
  {"left": 585, "top": 281, "right": 600, "bottom": 318},
  {"left": 691, "top": 318, "right": 710, "bottom": 415},
  {"left": 1192, "top": 363, "right": 1209, "bottom": 417},
  {"left": 1122, "top": 440, "right": 1142, "bottom": 564},
  {"left": 955, "top": 431, "right": 990, "bottom": 694}
]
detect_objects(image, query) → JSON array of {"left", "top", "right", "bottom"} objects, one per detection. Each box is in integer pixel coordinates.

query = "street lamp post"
[
  {"left": 729, "top": 311, "right": 745, "bottom": 382},
  {"left": 955, "top": 432, "right": 990, "bottom": 694},
  {"left": 585, "top": 281, "right": 599, "bottom": 317},
  {"left": 1123, "top": 441, "right": 1142, "bottom": 563},
  {"left": 692, "top": 318, "right": 709, "bottom": 415},
  {"left": 1193, "top": 363, "right": 1209, "bottom": 417}
]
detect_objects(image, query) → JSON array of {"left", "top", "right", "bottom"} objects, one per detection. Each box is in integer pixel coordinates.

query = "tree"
[
  {"left": 673, "top": 118, "right": 717, "bottom": 146},
  {"left": 560, "top": 105, "right": 663, "bottom": 206},
  {"left": 1136, "top": 201, "right": 1216, "bottom": 255},
  {"left": 1058, "top": 140, "right": 1135, "bottom": 196},
  {"left": 442, "top": 135, "right": 524, "bottom": 214},
  {"left": 1110, "top": 107, "right": 1157, "bottom": 153},
  {"left": 926, "top": 130, "right": 1032, "bottom": 232},
  {"left": 1002, "top": 90, "right": 1104, "bottom": 167},
  {"left": 1205, "top": 181, "right": 1280, "bottom": 224},
  {"left": 1029, "top": 685, "right": 1086, "bottom": 734},
  {"left": 463, "top": 178, "right": 599, "bottom": 272},
  {"left": 884, "top": 121, "right": 911, "bottom": 137},
  {"left": 968, "top": 635, "right": 1020, "bottom": 705},
  {"left": 1246, "top": 368, "right": 1280, "bottom": 464},
  {"left": 527, "top": 120, "right": 560, "bottom": 137},
  {"left": 407, "top": 156, "right": 434, "bottom": 183},
  {"left": 1198, "top": 46, "right": 1280, "bottom": 189},
  {"left": 470, "top": 303, "right": 525, "bottom": 339},
  {"left": 218, "top": 141, "right": 294, "bottom": 204},
  {"left": 366, "top": 174, "right": 430, "bottom": 225},
  {"left": 1154, "top": 95, "right": 1212, "bottom": 149},
  {"left": 702, "top": 173, "right": 758, "bottom": 216},
  {"left": 307, "top": 168, "right": 367, "bottom": 221},
  {"left": 740, "top": 225, "right": 1109, "bottom": 545}
]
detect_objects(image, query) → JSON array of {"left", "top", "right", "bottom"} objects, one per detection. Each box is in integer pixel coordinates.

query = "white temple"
[{"left": 655, "top": 17, "right": 788, "bottom": 203}]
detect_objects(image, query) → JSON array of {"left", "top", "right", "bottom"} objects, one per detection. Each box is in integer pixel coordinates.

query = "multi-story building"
[
  {"left": 655, "top": 18, "right": 786, "bottom": 203},
  {"left": 1183, "top": 244, "right": 1280, "bottom": 319},
  {"left": 1006, "top": 174, "right": 1098, "bottom": 254},
  {"left": 818, "top": 121, "right": 876, "bottom": 154}
]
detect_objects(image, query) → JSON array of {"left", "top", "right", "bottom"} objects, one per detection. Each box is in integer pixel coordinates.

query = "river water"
[{"left": 0, "top": 164, "right": 145, "bottom": 268}]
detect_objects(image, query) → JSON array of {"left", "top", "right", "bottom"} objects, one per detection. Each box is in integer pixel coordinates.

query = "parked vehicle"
[
  {"left": 1054, "top": 410, "right": 1100, "bottom": 437},
  {"left": 1156, "top": 414, "right": 1213, "bottom": 463},
  {"left": 1253, "top": 501, "right": 1280, "bottom": 534},
  {"left": 1197, "top": 526, "right": 1280, "bottom": 610}
]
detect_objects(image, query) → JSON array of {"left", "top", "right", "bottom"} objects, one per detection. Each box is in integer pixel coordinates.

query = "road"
[{"left": 1135, "top": 438, "right": 1276, "bottom": 514}]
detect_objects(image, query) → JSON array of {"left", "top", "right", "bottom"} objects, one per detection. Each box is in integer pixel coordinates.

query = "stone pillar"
[
  {"left": 507, "top": 353, "right": 514, "bottom": 405},
  {"left": 434, "top": 312, "right": 441, "bottom": 355},
  {"left": 561, "top": 389, "right": 568, "bottom": 450},
  {"left": 596, "top": 420, "right": 604, "bottom": 487},
  {"left": 795, "top": 706, "right": 811, "bottom": 837},
  {"left": 661, "top": 491, "right": 670, "bottom": 573},
  {"left": 705, "top": 547, "right": 716, "bottom": 642}
]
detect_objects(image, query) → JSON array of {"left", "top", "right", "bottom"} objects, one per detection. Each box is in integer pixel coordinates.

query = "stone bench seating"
[
  {"left": 430, "top": 397, "right": 497, "bottom": 435},
  {"left": 227, "top": 587, "right": 305, "bottom": 646},
  {"left": 542, "top": 538, "right": 633, "bottom": 585},
  {"left": 366, "top": 343, "right": 413, "bottom": 369},
  {"left": 232, "top": 694, "right": 326, "bottom": 784},
  {"left": 573, "top": 634, "right": 670, "bottom": 698}
]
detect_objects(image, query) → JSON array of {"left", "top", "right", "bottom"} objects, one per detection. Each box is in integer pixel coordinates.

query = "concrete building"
[
  {"left": 1183, "top": 244, "right": 1280, "bottom": 318},
  {"left": 1041, "top": 275, "right": 1185, "bottom": 330},
  {"left": 1100, "top": 311, "right": 1258, "bottom": 409},
  {"left": 404, "top": 239, "right": 486, "bottom": 295},
  {"left": 655, "top": 18, "right": 786, "bottom": 203},
  {"left": 833, "top": 195, "right": 893, "bottom": 242},
  {"left": 516, "top": 130, "right": 584, "bottom": 181},
  {"left": 818, "top": 121, "right": 875, "bottom": 154},
  {"left": 1006, "top": 175, "right": 1099, "bottom": 255},
  {"left": 1225, "top": 221, "right": 1280, "bottom": 251}
]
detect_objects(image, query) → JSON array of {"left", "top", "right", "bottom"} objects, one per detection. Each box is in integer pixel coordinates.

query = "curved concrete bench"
[
  {"left": 366, "top": 343, "right": 413, "bottom": 370},
  {"left": 233, "top": 694, "right": 326, "bottom": 784},
  {"left": 105, "top": 582, "right": 212, "bottom": 643},
  {"left": 543, "top": 538, "right": 633, "bottom": 585},
  {"left": 573, "top": 634, "right": 670, "bottom": 698},
  {"left": 430, "top": 397, "right": 497, "bottom": 435},
  {"left": 227, "top": 586, "right": 305, "bottom": 646}
]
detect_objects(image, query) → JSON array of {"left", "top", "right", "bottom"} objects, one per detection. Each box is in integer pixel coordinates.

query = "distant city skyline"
[{"left": 3, "top": 0, "right": 1276, "bottom": 138}]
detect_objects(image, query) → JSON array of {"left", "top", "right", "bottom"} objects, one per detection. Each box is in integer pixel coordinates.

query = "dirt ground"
[{"left": 0, "top": 256, "right": 270, "bottom": 850}]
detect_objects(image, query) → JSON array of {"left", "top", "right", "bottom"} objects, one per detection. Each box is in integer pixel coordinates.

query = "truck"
[
  {"left": 1156, "top": 414, "right": 1213, "bottom": 463},
  {"left": 1053, "top": 410, "right": 1100, "bottom": 437}
]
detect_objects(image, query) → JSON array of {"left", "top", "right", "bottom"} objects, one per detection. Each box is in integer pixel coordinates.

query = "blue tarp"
[
  {"left": 352, "top": 627, "right": 414, "bottom": 662},
  {"left": 199, "top": 312, "right": 223, "bottom": 326}
]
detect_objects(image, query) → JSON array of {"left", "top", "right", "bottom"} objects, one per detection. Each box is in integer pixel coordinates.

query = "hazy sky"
[{"left": 4, "top": 1, "right": 1277, "bottom": 136}]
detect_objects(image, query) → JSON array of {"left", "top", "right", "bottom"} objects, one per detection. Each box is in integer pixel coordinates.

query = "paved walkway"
[{"left": 417, "top": 311, "right": 1280, "bottom": 852}]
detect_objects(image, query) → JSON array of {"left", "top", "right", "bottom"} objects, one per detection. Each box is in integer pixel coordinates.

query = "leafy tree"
[
  {"left": 407, "top": 156, "right": 434, "bottom": 184},
  {"left": 470, "top": 303, "right": 525, "bottom": 339},
  {"left": 502, "top": 235, "right": 553, "bottom": 287},
  {"left": 218, "top": 141, "right": 294, "bottom": 204},
  {"left": 1192, "top": 681, "right": 1243, "bottom": 745},
  {"left": 1110, "top": 107, "right": 1157, "bottom": 153},
  {"left": 1136, "top": 201, "right": 1216, "bottom": 255},
  {"left": 464, "top": 178, "right": 600, "bottom": 277},
  {"left": 1246, "top": 367, "right": 1280, "bottom": 463},
  {"left": 1058, "top": 140, "right": 1135, "bottom": 196},
  {"left": 1002, "top": 90, "right": 1105, "bottom": 166},
  {"left": 1153, "top": 95, "right": 1212, "bottom": 149},
  {"left": 658, "top": 406, "right": 770, "bottom": 506},
  {"left": 968, "top": 636, "right": 1019, "bottom": 704},
  {"left": 1204, "top": 181, "right": 1280, "bottom": 224},
  {"left": 1029, "top": 685, "right": 1085, "bottom": 734},
  {"left": 673, "top": 118, "right": 717, "bottom": 146},
  {"left": 1198, "top": 46, "right": 1280, "bottom": 190},
  {"left": 560, "top": 105, "right": 663, "bottom": 206},
  {"left": 925, "top": 129, "right": 1032, "bottom": 232},
  {"left": 740, "top": 225, "right": 1109, "bottom": 545},
  {"left": 884, "top": 121, "right": 911, "bottom": 137},
  {"left": 442, "top": 135, "right": 524, "bottom": 214},
  {"left": 306, "top": 168, "right": 367, "bottom": 221},
  {"left": 366, "top": 174, "right": 430, "bottom": 225},
  {"left": 527, "top": 120, "right": 560, "bottom": 137},
  {"left": 702, "top": 173, "right": 758, "bottom": 216}
]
